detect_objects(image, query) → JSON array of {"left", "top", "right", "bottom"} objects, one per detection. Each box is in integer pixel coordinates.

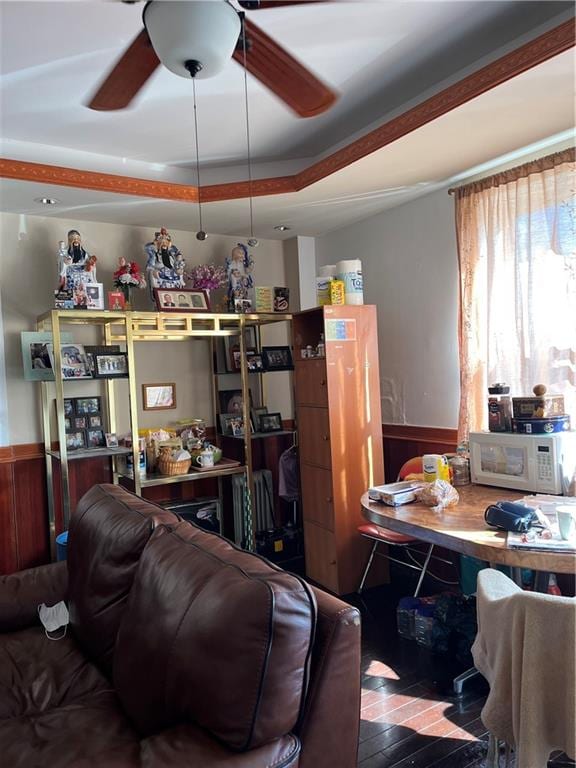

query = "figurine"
[
  {"left": 58, "top": 230, "right": 98, "bottom": 292},
  {"left": 225, "top": 243, "right": 254, "bottom": 310},
  {"left": 145, "top": 227, "right": 186, "bottom": 300}
]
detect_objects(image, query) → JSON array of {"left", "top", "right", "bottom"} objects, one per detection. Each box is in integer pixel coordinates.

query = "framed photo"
[
  {"left": 64, "top": 416, "right": 72, "bottom": 431},
  {"left": 47, "top": 343, "right": 92, "bottom": 379},
  {"left": 261, "top": 346, "right": 294, "bottom": 371},
  {"left": 108, "top": 291, "right": 126, "bottom": 311},
  {"left": 20, "top": 331, "right": 72, "bottom": 381},
  {"left": 142, "top": 383, "right": 176, "bottom": 410},
  {"left": 273, "top": 287, "right": 289, "bottom": 312},
  {"left": 259, "top": 412, "right": 283, "bottom": 433},
  {"left": 89, "top": 414, "right": 102, "bottom": 428},
  {"left": 219, "top": 413, "right": 244, "bottom": 436},
  {"left": 85, "top": 283, "right": 105, "bottom": 310},
  {"left": 153, "top": 289, "right": 210, "bottom": 312},
  {"left": 105, "top": 432, "right": 119, "bottom": 448},
  {"left": 255, "top": 286, "right": 274, "bottom": 313},
  {"left": 84, "top": 345, "right": 120, "bottom": 375},
  {"left": 218, "top": 388, "right": 252, "bottom": 416},
  {"left": 231, "top": 347, "right": 258, "bottom": 372},
  {"left": 247, "top": 352, "right": 264, "bottom": 372},
  {"left": 86, "top": 428, "right": 106, "bottom": 448},
  {"left": 66, "top": 431, "right": 86, "bottom": 451},
  {"left": 64, "top": 398, "right": 74, "bottom": 417},
  {"left": 224, "top": 327, "right": 257, "bottom": 372},
  {"left": 234, "top": 298, "right": 252, "bottom": 314},
  {"left": 75, "top": 396, "right": 101, "bottom": 415},
  {"left": 93, "top": 352, "right": 128, "bottom": 378},
  {"left": 251, "top": 406, "right": 268, "bottom": 432},
  {"left": 74, "top": 416, "right": 87, "bottom": 430}
]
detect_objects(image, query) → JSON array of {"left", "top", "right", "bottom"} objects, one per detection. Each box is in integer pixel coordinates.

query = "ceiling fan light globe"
[{"left": 143, "top": 1, "right": 241, "bottom": 80}]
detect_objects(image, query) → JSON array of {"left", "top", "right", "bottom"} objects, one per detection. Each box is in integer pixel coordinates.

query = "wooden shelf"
[{"left": 119, "top": 463, "right": 246, "bottom": 488}]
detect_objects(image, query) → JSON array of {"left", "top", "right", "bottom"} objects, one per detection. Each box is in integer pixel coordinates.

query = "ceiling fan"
[{"left": 88, "top": 0, "right": 336, "bottom": 118}]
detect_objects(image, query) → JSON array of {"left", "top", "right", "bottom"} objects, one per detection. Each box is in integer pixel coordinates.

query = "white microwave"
[{"left": 469, "top": 431, "right": 576, "bottom": 495}]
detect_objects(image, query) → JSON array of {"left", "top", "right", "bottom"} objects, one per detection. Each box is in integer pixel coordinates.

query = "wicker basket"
[{"left": 157, "top": 447, "right": 191, "bottom": 476}]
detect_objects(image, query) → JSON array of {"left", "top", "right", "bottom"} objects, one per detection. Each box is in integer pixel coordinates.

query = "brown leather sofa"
[{"left": 0, "top": 484, "right": 361, "bottom": 767}]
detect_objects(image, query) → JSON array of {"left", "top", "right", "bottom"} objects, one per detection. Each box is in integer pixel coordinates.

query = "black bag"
[{"left": 484, "top": 500, "right": 538, "bottom": 533}]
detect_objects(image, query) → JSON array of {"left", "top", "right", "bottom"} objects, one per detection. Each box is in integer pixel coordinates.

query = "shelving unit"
[{"left": 36, "top": 309, "right": 292, "bottom": 558}]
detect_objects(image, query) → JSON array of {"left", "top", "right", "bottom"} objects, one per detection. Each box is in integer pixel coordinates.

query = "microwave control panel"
[{"left": 535, "top": 445, "right": 554, "bottom": 487}]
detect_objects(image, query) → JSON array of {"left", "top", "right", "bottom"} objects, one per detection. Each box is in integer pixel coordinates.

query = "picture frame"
[
  {"left": 89, "top": 414, "right": 102, "bottom": 428},
  {"left": 231, "top": 348, "right": 258, "bottom": 372},
  {"left": 75, "top": 396, "right": 101, "bottom": 415},
  {"left": 64, "top": 398, "right": 74, "bottom": 417},
  {"left": 219, "top": 413, "right": 244, "bottom": 436},
  {"left": 64, "top": 416, "right": 72, "bottom": 431},
  {"left": 84, "top": 345, "right": 120, "bottom": 375},
  {"left": 85, "top": 283, "right": 105, "bottom": 310},
  {"left": 224, "top": 327, "right": 257, "bottom": 372},
  {"left": 93, "top": 351, "right": 129, "bottom": 378},
  {"left": 86, "top": 428, "right": 106, "bottom": 448},
  {"left": 251, "top": 406, "right": 268, "bottom": 432},
  {"left": 142, "top": 383, "right": 176, "bottom": 411},
  {"left": 246, "top": 352, "right": 264, "bottom": 372},
  {"left": 74, "top": 416, "right": 87, "bottom": 430},
  {"left": 218, "top": 388, "right": 252, "bottom": 416},
  {"left": 273, "top": 287, "right": 289, "bottom": 313},
  {"left": 47, "top": 343, "right": 92, "bottom": 380},
  {"left": 259, "top": 412, "right": 283, "bottom": 433},
  {"left": 20, "top": 331, "right": 72, "bottom": 381},
  {"left": 261, "top": 346, "right": 294, "bottom": 371},
  {"left": 255, "top": 286, "right": 274, "bottom": 313},
  {"left": 105, "top": 432, "right": 119, "bottom": 448},
  {"left": 66, "top": 430, "right": 86, "bottom": 451},
  {"left": 234, "top": 298, "right": 252, "bottom": 314},
  {"left": 153, "top": 288, "right": 210, "bottom": 312},
  {"left": 108, "top": 291, "right": 126, "bottom": 311}
]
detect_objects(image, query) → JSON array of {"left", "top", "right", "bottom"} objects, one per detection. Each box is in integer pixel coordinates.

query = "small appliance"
[{"left": 469, "top": 431, "right": 576, "bottom": 495}]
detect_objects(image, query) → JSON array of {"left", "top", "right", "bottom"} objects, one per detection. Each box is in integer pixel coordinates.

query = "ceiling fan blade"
[
  {"left": 238, "top": 1, "right": 327, "bottom": 9},
  {"left": 233, "top": 17, "right": 337, "bottom": 118},
  {"left": 87, "top": 28, "right": 160, "bottom": 111}
]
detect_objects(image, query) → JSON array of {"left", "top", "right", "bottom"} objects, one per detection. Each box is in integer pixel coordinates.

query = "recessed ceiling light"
[
  {"left": 274, "top": 225, "right": 290, "bottom": 232},
  {"left": 34, "top": 197, "right": 60, "bottom": 205}
]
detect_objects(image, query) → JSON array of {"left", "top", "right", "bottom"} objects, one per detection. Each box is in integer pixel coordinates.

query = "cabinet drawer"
[
  {"left": 303, "top": 522, "right": 338, "bottom": 593},
  {"left": 294, "top": 359, "right": 328, "bottom": 407},
  {"left": 298, "top": 407, "right": 331, "bottom": 468},
  {"left": 301, "top": 464, "right": 334, "bottom": 531}
]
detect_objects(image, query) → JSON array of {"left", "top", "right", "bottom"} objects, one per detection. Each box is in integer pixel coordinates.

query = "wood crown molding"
[{"left": 1, "top": 19, "right": 573, "bottom": 204}]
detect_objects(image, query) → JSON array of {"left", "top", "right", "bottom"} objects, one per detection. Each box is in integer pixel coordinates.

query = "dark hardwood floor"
[{"left": 343, "top": 569, "right": 574, "bottom": 768}]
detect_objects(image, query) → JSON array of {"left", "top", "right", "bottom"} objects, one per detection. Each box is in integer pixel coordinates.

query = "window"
[{"left": 455, "top": 148, "right": 575, "bottom": 439}]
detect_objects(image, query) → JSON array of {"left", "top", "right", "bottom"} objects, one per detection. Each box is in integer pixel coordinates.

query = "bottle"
[
  {"left": 488, "top": 384, "right": 512, "bottom": 432},
  {"left": 548, "top": 574, "right": 561, "bottom": 596},
  {"left": 450, "top": 442, "right": 471, "bottom": 486},
  {"left": 317, "top": 333, "right": 325, "bottom": 358}
]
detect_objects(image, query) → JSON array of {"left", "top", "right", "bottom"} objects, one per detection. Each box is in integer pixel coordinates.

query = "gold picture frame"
[{"left": 142, "top": 383, "right": 177, "bottom": 411}]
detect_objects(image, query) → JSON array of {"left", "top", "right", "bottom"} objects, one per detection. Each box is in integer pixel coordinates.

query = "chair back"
[{"left": 397, "top": 456, "right": 422, "bottom": 480}]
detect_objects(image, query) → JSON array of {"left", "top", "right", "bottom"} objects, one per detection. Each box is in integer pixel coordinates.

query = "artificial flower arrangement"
[
  {"left": 112, "top": 257, "right": 147, "bottom": 300},
  {"left": 186, "top": 263, "right": 227, "bottom": 292}
]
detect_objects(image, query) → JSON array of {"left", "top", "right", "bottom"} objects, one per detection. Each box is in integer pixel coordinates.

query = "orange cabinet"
[{"left": 292, "top": 306, "right": 385, "bottom": 595}]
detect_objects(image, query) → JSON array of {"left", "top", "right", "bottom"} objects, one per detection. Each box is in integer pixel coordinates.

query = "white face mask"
[{"left": 38, "top": 601, "right": 69, "bottom": 640}]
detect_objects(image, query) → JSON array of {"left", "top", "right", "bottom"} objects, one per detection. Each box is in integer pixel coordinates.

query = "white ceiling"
[{"left": 0, "top": 0, "right": 574, "bottom": 238}]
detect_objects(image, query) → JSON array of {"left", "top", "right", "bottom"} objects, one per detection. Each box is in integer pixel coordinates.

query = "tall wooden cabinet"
[{"left": 292, "top": 305, "right": 385, "bottom": 595}]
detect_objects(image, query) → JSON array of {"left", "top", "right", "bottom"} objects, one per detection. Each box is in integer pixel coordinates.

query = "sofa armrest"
[
  {"left": 296, "top": 587, "right": 361, "bottom": 768},
  {"left": 0, "top": 561, "right": 68, "bottom": 633}
]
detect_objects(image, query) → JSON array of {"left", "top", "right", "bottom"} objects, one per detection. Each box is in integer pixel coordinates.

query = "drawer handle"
[
  {"left": 326, "top": 497, "right": 333, "bottom": 503},
  {"left": 322, "top": 435, "right": 329, "bottom": 441},
  {"left": 320, "top": 379, "right": 326, "bottom": 386}
]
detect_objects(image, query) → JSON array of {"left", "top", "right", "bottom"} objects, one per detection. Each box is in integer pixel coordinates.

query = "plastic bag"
[{"left": 417, "top": 479, "right": 459, "bottom": 513}]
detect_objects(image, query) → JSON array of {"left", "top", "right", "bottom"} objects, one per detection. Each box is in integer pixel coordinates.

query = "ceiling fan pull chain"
[
  {"left": 189, "top": 72, "right": 207, "bottom": 242},
  {"left": 240, "top": 12, "right": 258, "bottom": 248}
]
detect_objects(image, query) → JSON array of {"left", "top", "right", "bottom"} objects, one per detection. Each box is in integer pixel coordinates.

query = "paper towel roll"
[
  {"left": 336, "top": 259, "right": 363, "bottom": 305},
  {"left": 318, "top": 264, "right": 337, "bottom": 278}
]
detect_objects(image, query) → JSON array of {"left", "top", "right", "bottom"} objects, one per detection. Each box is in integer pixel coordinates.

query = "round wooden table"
[{"left": 361, "top": 484, "right": 576, "bottom": 574}]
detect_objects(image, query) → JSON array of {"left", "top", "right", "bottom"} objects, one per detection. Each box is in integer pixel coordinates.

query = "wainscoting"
[{"left": 0, "top": 424, "right": 455, "bottom": 574}]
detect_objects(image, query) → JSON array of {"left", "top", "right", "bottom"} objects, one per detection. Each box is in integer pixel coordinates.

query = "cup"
[
  {"left": 195, "top": 450, "right": 214, "bottom": 469},
  {"left": 556, "top": 506, "right": 576, "bottom": 541}
]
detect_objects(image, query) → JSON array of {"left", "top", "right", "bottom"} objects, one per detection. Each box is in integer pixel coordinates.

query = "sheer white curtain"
[{"left": 455, "top": 148, "right": 575, "bottom": 441}]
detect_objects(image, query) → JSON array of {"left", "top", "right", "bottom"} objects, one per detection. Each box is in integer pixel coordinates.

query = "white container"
[
  {"left": 318, "top": 264, "right": 337, "bottom": 278},
  {"left": 336, "top": 259, "right": 363, "bottom": 305},
  {"left": 316, "top": 276, "right": 332, "bottom": 306}
]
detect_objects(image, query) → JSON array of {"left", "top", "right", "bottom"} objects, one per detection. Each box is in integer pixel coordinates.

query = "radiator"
[{"left": 232, "top": 470, "right": 275, "bottom": 545}]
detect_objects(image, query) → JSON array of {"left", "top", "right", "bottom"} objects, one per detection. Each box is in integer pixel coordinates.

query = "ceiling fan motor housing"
[{"left": 143, "top": 0, "right": 242, "bottom": 79}]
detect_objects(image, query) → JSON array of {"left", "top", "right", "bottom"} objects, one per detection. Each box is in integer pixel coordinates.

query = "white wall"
[
  {"left": 316, "top": 189, "right": 460, "bottom": 428},
  {"left": 0, "top": 213, "right": 291, "bottom": 444}
]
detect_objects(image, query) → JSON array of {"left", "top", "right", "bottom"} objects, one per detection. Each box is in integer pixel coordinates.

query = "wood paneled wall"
[{"left": 383, "top": 424, "right": 458, "bottom": 482}]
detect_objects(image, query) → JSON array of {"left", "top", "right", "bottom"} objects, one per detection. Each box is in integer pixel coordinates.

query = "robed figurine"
[{"left": 145, "top": 227, "right": 186, "bottom": 300}]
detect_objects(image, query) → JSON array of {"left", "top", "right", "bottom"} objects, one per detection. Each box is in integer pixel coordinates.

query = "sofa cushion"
[
  {"left": 68, "top": 484, "right": 178, "bottom": 678},
  {"left": 114, "top": 522, "right": 317, "bottom": 751},
  {"left": 0, "top": 627, "right": 139, "bottom": 767}
]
